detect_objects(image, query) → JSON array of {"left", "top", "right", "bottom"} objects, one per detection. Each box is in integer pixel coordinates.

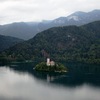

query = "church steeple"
[{"left": 46, "top": 58, "right": 50, "bottom": 66}]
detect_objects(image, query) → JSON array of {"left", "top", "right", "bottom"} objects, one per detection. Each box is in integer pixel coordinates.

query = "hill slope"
[
  {"left": 0, "top": 35, "right": 23, "bottom": 52},
  {"left": 0, "top": 22, "right": 39, "bottom": 40},
  {"left": 0, "top": 21, "right": 100, "bottom": 64},
  {"left": 0, "top": 9, "right": 100, "bottom": 40}
]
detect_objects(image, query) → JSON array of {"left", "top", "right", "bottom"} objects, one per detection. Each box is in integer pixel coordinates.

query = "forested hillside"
[
  {"left": 0, "top": 35, "right": 23, "bottom": 52},
  {"left": 0, "top": 21, "right": 100, "bottom": 64}
]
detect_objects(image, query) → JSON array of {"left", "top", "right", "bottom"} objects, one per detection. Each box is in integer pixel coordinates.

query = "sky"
[{"left": 0, "top": 0, "right": 100, "bottom": 25}]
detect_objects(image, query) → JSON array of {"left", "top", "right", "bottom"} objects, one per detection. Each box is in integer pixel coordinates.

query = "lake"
[{"left": 0, "top": 62, "right": 100, "bottom": 100}]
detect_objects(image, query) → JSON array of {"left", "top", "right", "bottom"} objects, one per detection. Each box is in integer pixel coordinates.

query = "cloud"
[{"left": 0, "top": 0, "right": 100, "bottom": 24}]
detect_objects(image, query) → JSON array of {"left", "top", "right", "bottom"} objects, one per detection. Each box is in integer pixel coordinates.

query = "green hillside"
[
  {"left": 0, "top": 35, "right": 23, "bottom": 52},
  {"left": 0, "top": 21, "right": 100, "bottom": 64}
]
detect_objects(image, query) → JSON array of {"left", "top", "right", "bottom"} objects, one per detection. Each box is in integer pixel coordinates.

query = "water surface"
[{"left": 0, "top": 62, "right": 100, "bottom": 100}]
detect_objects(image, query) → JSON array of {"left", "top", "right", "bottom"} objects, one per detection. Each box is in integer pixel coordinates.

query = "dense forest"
[
  {"left": 0, "top": 21, "right": 100, "bottom": 64},
  {"left": 0, "top": 35, "right": 23, "bottom": 52}
]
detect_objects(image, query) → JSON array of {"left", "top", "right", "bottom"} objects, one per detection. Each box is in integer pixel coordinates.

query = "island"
[{"left": 34, "top": 58, "right": 67, "bottom": 73}]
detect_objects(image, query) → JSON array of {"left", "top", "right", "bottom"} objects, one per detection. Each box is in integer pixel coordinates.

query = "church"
[{"left": 46, "top": 58, "right": 55, "bottom": 66}]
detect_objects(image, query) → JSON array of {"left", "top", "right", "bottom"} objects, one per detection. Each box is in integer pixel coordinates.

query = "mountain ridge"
[
  {"left": 0, "top": 9, "right": 100, "bottom": 40},
  {"left": 0, "top": 21, "right": 100, "bottom": 64}
]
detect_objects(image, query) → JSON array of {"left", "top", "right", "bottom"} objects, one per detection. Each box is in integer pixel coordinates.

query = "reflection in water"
[
  {"left": 47, "top": 74, "right": 54, "bottom": 82},
  {"left": 0, "top": 62, "right": 100, "bottom": 100},
  {"left": 46, "top": 74, "right": 67, "bottom": 83}
]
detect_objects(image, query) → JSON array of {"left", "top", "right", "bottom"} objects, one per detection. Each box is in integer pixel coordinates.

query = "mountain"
[
  {"left": 0, "top": 35, "right": 23, "bottom": 52},
  {"left": 0, "top": 22, "right": 40, "bottom": 40},
  {"left": 0, "top": 9, "right": 100, "bottom": 40},
  {"left": 53, "top": 9, "right": 100, "bottom": 26},
  {"left": 0, "top": 21, "right": 100, "bottom": 64}
]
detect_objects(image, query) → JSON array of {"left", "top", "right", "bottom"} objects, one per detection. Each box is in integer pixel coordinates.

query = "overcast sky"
[{"left": 0, "top": 0, "right": 100, "bottom": 25}]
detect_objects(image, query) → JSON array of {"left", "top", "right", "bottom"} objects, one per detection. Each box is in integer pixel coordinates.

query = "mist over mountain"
[
  {"left": 1, "top": 21, "right": 100, "bottom": 64},
  {"left": 0, "top": 9, "right": 100, "bottom": 40}
]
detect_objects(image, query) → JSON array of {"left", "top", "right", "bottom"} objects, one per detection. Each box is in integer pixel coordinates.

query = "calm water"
[{"left": 0, "top": 62, "right": 100, "bottom": 100}]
